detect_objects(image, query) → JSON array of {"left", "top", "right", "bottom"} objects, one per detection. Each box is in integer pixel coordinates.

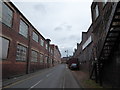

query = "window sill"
[
  {"left": 18, "top": 33, "right": 28, "bottom": 39},
  {"left": 16, "top": 60, "right": 26, "bottom": 62}
]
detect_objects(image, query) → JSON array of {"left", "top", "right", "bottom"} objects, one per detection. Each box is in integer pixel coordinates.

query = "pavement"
[
  {"left": 71, "top": 70, "right": 102, "bottom": 88},
  {"left": 2, "top": 64, "right": 81, "bottom": 89}
]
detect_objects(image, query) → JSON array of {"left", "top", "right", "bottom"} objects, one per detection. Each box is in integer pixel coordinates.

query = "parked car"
[
  {"left": 67, "top": 58, "right": 79, "bottom": 70},
  {"left": 70, "top": 63, "right": 78, "bottom": 70}
]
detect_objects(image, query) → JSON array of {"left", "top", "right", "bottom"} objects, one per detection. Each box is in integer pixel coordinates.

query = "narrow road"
[{"left": 3, "top": 64, "right": 81, "bottom": 89}]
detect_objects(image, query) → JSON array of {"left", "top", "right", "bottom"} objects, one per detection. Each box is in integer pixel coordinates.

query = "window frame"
[
  {"left": 45, "top": 56, "right": 48, "bottom": 63},
  {"left": 0, "top": 2, "right": 13, "bottom": 28},
  {"left": 16, "top": 44, "right": 27, "bottom": 62},
  {"left": 46, "top": 43, "right": 48, "bottom": 50},
  {"left": 40, "top": 53, "right": 44, "bottom": 63},
  {"left": 40, "top": 39, "right": 44, "bottom": 47},
  {"left": 32, "top": 31, "right": 39, "bottom": 43},
  {"left": 0, "top": 36, "right": 10, "bottom": 60},
  {"left": 31, "top": 50, "right": 38, "bottom": 62},
  {"left": 19, "top": 19, "right": 28, "bottom": 38}
]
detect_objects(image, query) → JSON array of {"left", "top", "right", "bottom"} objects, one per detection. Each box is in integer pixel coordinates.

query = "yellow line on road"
[{"left": 3, "top": 71, "right": 46, "bottom": 88}]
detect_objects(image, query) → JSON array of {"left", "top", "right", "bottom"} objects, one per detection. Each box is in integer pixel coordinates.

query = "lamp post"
[{"left": 65, "top": 50, "right": 68, "bottom": 60}]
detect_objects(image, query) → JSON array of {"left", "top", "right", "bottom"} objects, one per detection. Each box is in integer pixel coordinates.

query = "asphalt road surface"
[{"left": 4, "top": 64, "right": 81, "bottom": 89}]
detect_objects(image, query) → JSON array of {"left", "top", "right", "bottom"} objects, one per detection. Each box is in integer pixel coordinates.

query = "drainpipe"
[
  {"left": 46, "top": 39, "right": 51, "bottom": 68},
  {"left": 26, "top": 29, "right": 31, "bottom": 74}
]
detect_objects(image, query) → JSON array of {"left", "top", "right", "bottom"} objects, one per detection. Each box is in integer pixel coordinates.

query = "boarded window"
[
  {"left": 0, "top": 37, "right": 10, "bottom": 60},
  {"left": 31, "top": 50, "right": 38, "bottom": 62},
  {"left": 0, "top": 2, "right": 13, "bottom": 27},
  {"left": 16, "top": 44, "right": 27, "bottom": 61},
  {"left": 19, "top": 20, "right": 28, "bottom": 38},
  {"left": 32, "top": 31, "right": 38, "bottom": 42}
]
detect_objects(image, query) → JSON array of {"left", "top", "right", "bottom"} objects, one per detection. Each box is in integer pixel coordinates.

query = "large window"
[
  {"left": 16, "top": 44, "right": 27, "bottom": 61},
  {"left": 0, "top": 37, "right": 10, "bottom": 60},
  {"left": 19, "top": 20, "right": 28, "bottom": 38},
  {"left": 40, "top": 54, "right": 44, "bottom": 63},
  {"left": 94, "top": 5, "right": 99, "bottom": 20},
  {"left": 31, "top": 50, "right": 38, "bottom": 62},
  {"left": 40, "top": 39, "right": 44, "bottom": 46},
  {"left": 0, "top": 2, "right": 13, "bottom": 27},
  {"left": 32, "top": 31, "right": 38, "bottom": 42}
]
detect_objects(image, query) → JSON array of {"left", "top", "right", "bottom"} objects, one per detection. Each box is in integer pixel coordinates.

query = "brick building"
[
  {"left": 91, "top": 1, "right": 120, "bottom": 87},
  {"left": 73, "top": 1, "right": 120, "bottom": 87},
  {"left": 61, "top": 57, "right": 68, "bottom": 64},
  {"left": 73, "top": 24, "right": 94, "bottom": 75},
  {"left": 50, "top": 44, "right": 61, "bottom": 66},
  {"left": 0, "top": 1, "right": 61, "bottom": 79}
]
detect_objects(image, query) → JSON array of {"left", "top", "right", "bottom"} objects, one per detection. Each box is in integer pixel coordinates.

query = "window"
[
  {"left": 49, "top": 59, "right": 52, "bottom": 64},
  {"left": 32, "top": 31, "right": 38, "bottom": 42},
  {"left": 94, "top": 5, "right": 99, "bottom": 20},
  {"left": 31, "top": 50, "right": 38, "bottom": 62},
  {"left": 40, "top": 39, "right": 44, "bottom": 46},
  {"left": 45, "top": 56, "right": 48, "bottom": 63},
  {"left": 51, "top": 49, "right": 53, "bottom": 54},
  {"left": 51, "top": 59, "right": 53, "bottom": 64},
  {"left": 16, "top": 44, "right": 27, "bottom": 61},
  {"left": 19, "top": 20, "right": 28, "bottom": 38},
  {"left": 46, "top": 44, "right": 48, "bottom": 50},
  {"left": 0, "top": 37, "right": 10, "bottom": 60},
  {"left": 49, "top": 47, "right": 51, "bottom": 52},
  {"left": 40, "top": 54, "right": 44, "bottom": 63},
  {"left": 0, "top": 2, "right": 13, "bottom": 27},
  {"left": 82, "top": 36, "right": 92, "bottom": 50}
]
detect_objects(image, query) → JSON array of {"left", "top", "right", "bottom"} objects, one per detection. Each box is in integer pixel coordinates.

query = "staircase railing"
[{"left": 90, "top": 2, "right": 119, "bottom": 84}]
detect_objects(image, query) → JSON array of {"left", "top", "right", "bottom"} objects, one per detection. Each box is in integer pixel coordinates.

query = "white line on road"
[
  {"left": 46, "top": 73, "right": 52, "bottom": 77},
  {"left": 63, "top": 76, "right": 65, "bottom": 89},
  {"left": 28, "top": 79, "right": 43, "bottom": 90}
]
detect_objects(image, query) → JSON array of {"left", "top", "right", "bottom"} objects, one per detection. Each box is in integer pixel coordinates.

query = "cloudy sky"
[{"left": 11, "top": 0, "right": 93, "bottom": 57}]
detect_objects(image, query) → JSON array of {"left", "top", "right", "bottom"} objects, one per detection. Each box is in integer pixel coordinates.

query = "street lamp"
[{"left": 65, "top": 50, "right": 68, "bottom": 60}]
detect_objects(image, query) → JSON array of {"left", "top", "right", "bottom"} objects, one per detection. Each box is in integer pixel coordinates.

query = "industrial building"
[
  {"left": 73, "top": 1, "right": 120, "bottom": 87},
  {"left": 0, "top": 1, "right": 61, "bottom": 79}
]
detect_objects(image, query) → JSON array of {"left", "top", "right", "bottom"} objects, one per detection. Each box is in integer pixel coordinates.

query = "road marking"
[
  {"left": 3, "top": 70, "right": 52, "bottom": 88},
  {"left": 46, "top": 73, "right": 52, "bottom": 77},
  {"left": 3, "top": 74, "right": 42, "bottom": 88},
  {"left": 28, "top": 79, "right": 43, "bottom": 90},
  {"left": 63, "top": 76, "right": 65, "bottom": 89}
]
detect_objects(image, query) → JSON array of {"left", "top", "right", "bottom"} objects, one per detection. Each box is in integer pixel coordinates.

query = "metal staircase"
[{"left": 90, "top": 2, "right": 120, "bottom": 85}]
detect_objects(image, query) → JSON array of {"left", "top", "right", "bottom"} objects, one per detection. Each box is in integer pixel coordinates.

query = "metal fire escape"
[{"left": 90, "top": 2, "right": 120, "bottom": 85}]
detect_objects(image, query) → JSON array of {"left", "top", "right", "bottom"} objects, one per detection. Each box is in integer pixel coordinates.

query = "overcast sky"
[{"left": 11, "top": 0, "right": 93, "bottom": 57}]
